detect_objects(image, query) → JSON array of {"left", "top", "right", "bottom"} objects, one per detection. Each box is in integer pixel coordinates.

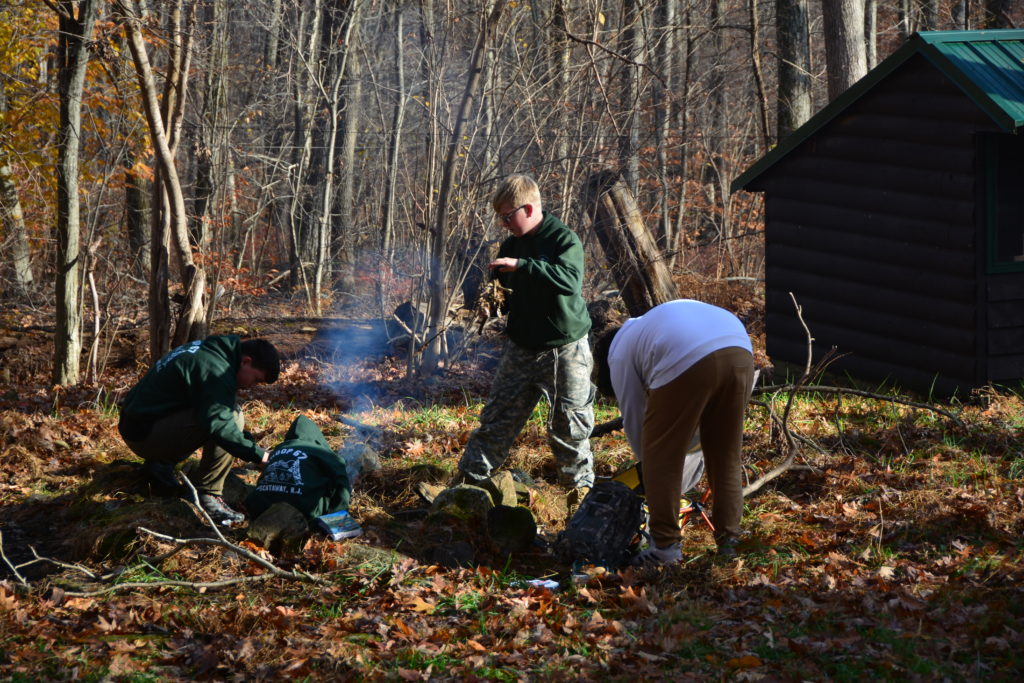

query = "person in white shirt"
[{"left": 593, "top": 299, "right": 755, "bottom": 564}]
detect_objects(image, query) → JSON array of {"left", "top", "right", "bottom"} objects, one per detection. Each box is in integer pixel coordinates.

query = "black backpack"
[{"left": 554, "top": 480, "right": 646, "bottom": 569}]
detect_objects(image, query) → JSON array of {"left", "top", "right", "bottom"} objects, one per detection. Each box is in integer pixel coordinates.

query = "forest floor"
[{"left": 2, "top": 283, "right": 1024, "bottom": 681}]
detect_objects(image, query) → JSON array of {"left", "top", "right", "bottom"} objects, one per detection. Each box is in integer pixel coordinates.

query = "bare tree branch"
[
  {"left": 743, "top": 294, "right": 836, "bottom": 497},
  {"left": 754, "top": 384, "right": 965, "bottom": 428},
  {"left": 0, "top": 531, "right": 29, "bottom": 587}
]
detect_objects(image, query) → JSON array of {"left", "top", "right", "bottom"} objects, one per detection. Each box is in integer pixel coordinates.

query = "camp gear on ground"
[
  {"left": 315, "top": 510, "right": 363, "bottom": 540},
  {"left": 554, "top": 480, "right": 646, "bottom": 569}
]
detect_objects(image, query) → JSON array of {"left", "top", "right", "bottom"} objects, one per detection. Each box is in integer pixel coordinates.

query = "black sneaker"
[
  {"left": 141, "top": 461, "right": 186, "bottom": 497},
  {"left": 198, "top": 494, "right": 245, "bottom": 526}
]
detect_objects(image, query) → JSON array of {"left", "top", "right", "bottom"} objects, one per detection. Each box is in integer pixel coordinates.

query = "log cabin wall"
[
  {"left": 986, "top": 274, "right": 1024, "bottom": 386},
  {"left": 752, "top": 55, "right": 1002, "bottom": 396}
]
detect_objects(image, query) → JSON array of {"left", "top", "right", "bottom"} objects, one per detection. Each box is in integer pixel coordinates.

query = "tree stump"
[
  {"left": 581, "top": 169, "right": 677, "bottom": 316},
  {"left": 487, "top": 505, "right": 537, "bottom": 554},
  {"left": 247, "top": 502, "right": 310, "bottom": 556}
]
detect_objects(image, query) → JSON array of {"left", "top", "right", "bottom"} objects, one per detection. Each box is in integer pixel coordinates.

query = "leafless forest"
[{"left": 1, "top": 0, "right": 1019, "bottom": 382}]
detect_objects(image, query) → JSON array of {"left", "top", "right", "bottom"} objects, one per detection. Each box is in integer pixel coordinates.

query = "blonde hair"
[{"left": 492, "top": 174, "right": 542, "bottom": 213}]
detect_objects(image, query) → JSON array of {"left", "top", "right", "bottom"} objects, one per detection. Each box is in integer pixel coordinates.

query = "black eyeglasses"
[{"left": 498, "top": 205, "right": 526, "bottom": 223}]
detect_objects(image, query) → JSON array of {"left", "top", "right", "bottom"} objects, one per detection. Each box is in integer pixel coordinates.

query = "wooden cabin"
[{"left": 733, "top": 30, "right": 1024, "bottom": 396}]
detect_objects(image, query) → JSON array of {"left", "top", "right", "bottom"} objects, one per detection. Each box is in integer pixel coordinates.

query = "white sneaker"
[{"left": 631, "top": 542, "right": 682, "bottom": 566}]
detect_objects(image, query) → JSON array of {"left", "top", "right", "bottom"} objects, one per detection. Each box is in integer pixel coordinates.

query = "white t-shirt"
[{"left": 608, "top": 299, "right": 752, "bottom": 455}]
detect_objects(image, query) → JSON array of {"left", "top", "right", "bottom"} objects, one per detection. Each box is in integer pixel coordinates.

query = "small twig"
[
  {"left": 134, "top": 544, "right": 189, "bottom": 571},
  {"left": 63, "top": 573, "right": 286, "bottom": 598},
  {"left": 179, "top": 472, "right": 234, "bottom": 542},
  {"left": 743, "top": 294, "right": 834, "bottom": 497},
  {"left": 335, "top": 414, "right": 383, "bottom": 438},
  {"left": 134, "top": 527, "right": 320, "bottom": 583},
  {"left": 0, "top": 531, "right": 29, "bottom": 587},
  {"left": 29, "top": 546, "right": 99, "bottom": 580},
  {"left": 591, "top": 416, "right": 623, "bottom": 437},
  {"left": 557, "top": 26, "right": 667, "bottom": 88}
]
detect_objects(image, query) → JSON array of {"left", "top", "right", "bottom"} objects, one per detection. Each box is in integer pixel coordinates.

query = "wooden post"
[{"left": 582, "top": 169, "right": 677, "bottom": 316}]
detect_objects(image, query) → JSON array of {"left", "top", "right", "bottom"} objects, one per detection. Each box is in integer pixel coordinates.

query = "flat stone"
[
  {"left": 428, "top": 484, "right": 494, "bottom": 521},
  {"left": 487, "top": 505, "right": 537, "bottom": 554},
  {"left": 479, "top": 470, "right": 519, "bottom": 507},
  {"left": 426, "top": 540, "right": 476, "bottom": 569}
]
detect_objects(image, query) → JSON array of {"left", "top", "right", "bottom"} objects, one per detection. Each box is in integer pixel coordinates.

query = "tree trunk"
[
  {"left": 822, "top": 0, "right": 868, "bottom": 101},
  {"left": 984, "top": 0, "right": 1012, "bottom": 28},
  {"left": 865, "top": 0, "right": 877, "bottom": 70},
  {"left": 551, "top": 0, "right": 575, "bottom": 213},
  {"left": 654, "top": 0, "right": 675, "bottom": 262},
  {"left": 672, "top": 3, "right": 694, "bottom": 269},
  {"left": 380, "top": 4, "right": 406, "bottom": 273},
  {"left": 285, "top": 0, "right": 323, "bottom": 300},
  {"left": 0, "top": 146, "right": 33, "bottom": 296},
  {"left": 121, "top": 0, "right": 206, "bottom": 354},
  {"left": 619, "top": 0, "right": 641, "bottom": 195},
  {"left": 311, "top": 0, "right": 360, "bottom": 315},
  {"left": 776, "top": 0, "right": 812, "bottom": 141},
  {"left": 334, "top": 51, "right": 362, "bottom": 299},
  {"left": 264, "top": 0, "right": 283, "bottom": 69},
  {"left": 748, "top": 0, "right": 771, "bottom": 152},
  {"left": 124, "top": 155, "right": 150, "bottom": 278},
  {"left": 582, "top": 169, "right": 677, "bottom": 317},
  {"left": 701, "top": 0, "right": 729, "bottom": 242},
  {"left": 53, "top": 0, "right": 99, "bottom": 386},
  {"left": 190, "top": 0, "right": 229, "bottom": 252},
  {"left": 422, "top": 0, "right": 508, "bottom": 375}
]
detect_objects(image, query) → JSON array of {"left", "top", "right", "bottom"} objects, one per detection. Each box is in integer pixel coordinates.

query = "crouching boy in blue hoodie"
[{"left": 246, "top": 415, "right": 361, "bottom": 539}]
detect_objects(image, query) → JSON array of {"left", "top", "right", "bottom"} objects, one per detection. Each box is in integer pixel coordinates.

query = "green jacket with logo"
[
  {"left": 496, "top": 211, "right": 591, "bottom": 350},
  {"left": 245, "top": 415, "right": 351, "bottom": 519},
  {"left": 118, "top": 334, "right": 264, "bottom": 463}
]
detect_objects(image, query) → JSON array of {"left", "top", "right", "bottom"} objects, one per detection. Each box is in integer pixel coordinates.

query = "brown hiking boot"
[
  {"left": 416, "top": 481, "right": 446, "bottom": 504},
  {"left": 416, "top": 470, "right": 471, "bottom": 504},
  {"left": 447, "top": 470, "right": 470, "bottom": 487},
  {"left": 565, "top": 486, "right": 591, "bottom": 522}
]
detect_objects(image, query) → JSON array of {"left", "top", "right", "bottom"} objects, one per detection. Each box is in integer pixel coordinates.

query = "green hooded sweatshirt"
[
  {"left": 245, "top": 416, "right": 351, "bottom": 519},
  {"left": 496, "top": 211, "right": 591, "bottom": 350},
  {"left": 118, "top": 335, "right": 264, "bottom": 463}
]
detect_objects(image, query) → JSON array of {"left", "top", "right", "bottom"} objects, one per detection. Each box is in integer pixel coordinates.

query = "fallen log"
[{"left": 581, "top": 169, "right": 677, "bottom": 316}]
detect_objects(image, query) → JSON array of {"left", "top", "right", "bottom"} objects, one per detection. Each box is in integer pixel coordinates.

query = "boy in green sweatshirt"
[
  {"left": 118, "top": 335, "right": 280, "bottom": 525},
  {"left": 454, "top": 174, "right": 595, "bottom": 500},
  {"left": 246, "top": 415, "right": 359, "bottom": 539}
]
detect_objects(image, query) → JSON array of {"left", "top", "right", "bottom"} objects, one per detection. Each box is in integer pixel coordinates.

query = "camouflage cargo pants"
[{"left": 459, "top": 337, "right": 595, "bottom": 488}]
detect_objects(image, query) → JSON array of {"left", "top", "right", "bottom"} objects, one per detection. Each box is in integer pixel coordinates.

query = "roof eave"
[
  {"left": 917, "top": 42, "right": 1022, "bottom": 133},
  {"left": 731, "top": 31, "right": 1024, "bottom": 194}
]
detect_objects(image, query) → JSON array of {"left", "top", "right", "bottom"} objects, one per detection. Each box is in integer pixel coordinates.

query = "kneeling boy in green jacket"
[{"left": 246, "top": 415, "right": 361, "bottom": 539}]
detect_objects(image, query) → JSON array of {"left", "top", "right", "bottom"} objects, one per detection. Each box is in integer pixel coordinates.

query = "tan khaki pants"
[{"left": 641, "top": 347, "right": 754, "bottom": 548}]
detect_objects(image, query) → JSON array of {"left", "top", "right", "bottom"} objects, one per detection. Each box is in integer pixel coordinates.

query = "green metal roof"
[{"left": 732, "top": 29, "right": 1024, "bottom": 193}]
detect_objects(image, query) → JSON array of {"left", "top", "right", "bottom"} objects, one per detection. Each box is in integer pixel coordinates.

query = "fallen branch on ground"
[
  {"left": 753, "top": 384, "right": 964, "bottom": 428},
  {"left": 0, "top": 474, "right": 325, "bottom": 598}
]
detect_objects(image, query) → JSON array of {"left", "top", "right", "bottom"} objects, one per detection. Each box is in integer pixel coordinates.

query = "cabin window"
[{"left": 986, "top": 133, "right": 1024, "bottom": 273}]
